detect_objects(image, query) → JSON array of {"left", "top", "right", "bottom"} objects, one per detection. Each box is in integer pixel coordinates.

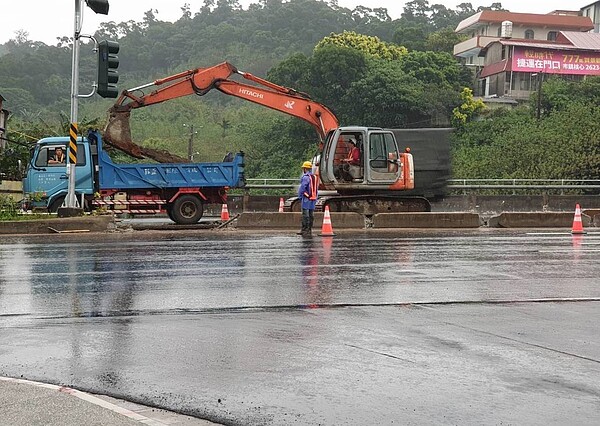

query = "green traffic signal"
[{"left": 97, "top": 40, "right": 119, "bottom": 98}]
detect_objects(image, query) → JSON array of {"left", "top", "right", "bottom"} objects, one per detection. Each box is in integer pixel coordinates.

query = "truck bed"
[{"left": 98, "top": 149, "right": 245, "bottom": 190}]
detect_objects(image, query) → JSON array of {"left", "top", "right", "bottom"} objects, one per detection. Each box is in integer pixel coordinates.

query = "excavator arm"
[{"left": 104, "top": 61, "right": 339, "bottom": 161}]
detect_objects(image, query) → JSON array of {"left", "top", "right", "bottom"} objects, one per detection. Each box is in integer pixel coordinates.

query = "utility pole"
[
  {"left": 187, "top": 124, "right": 194, "bottom": 161},
  {"left": 184, "top": 124, "right": 200, "bottom": 161},
  {"left": 537, "top": 72, "right": 543, "bottom": 120}
]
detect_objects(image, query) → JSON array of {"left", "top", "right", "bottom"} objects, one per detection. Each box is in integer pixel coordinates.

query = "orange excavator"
[{"left": 104, "top": 61, "right": 431, "bottom": 214}]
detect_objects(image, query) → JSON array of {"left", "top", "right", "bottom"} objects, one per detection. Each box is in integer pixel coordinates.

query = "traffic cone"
[
  {"left": 278, "top": 197, "right": 284, "bottom": 213},
  {"left": 571, "top": 203, "right": 586, "bottom": 234},
  {"left": 319, "top": 206, "right": 336, "bottom": 236},
  {"left": 220, "top": 203, "right": 230, "bottom": 221}
]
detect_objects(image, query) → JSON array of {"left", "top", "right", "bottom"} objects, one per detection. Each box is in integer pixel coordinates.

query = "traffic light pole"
[
  {"left": 62, "top": 0, "right": 83, "bottom": 212},
  {"left": 60, "top": 0, "right": 111, "bottom": 216}
]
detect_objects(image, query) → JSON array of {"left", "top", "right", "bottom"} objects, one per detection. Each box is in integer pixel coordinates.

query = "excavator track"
[{"left": 284, "top": 195, "right": 431, "bottom": 215}]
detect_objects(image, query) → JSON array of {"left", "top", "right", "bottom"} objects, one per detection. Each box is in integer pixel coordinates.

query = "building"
[
  {"left": 582, "top": 1, "right": 600, "bottom": 32},
  {"left": 453, "top": 10, "right": 593, "bottom": 69},
  {"left": 0, "top": 93, "right": 8, "bottom": 151},
  {"left": 479, "top": 31, "right": 600, "bottom": 99}
]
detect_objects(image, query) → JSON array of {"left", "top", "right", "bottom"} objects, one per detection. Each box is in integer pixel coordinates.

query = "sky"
[{"left": 0, "top": 0, "right": 587, "bottom": 45}]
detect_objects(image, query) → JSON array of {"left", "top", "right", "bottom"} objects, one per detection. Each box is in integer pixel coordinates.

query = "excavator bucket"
[
  {"left": 103, "top": 107, "right": 190, "bottom": 163},
  {"left": 103, "top": 108, "right": 141, "bottom": 158}
]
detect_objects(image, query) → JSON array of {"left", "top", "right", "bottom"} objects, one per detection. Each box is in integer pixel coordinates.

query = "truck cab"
[{"left": 23, "top": 136, "right": 93, "bottom": 212}]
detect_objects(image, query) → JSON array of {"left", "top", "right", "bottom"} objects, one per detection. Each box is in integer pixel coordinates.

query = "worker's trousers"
[{"left": 301, "top": 208, "right": 315, "bottom": 235}]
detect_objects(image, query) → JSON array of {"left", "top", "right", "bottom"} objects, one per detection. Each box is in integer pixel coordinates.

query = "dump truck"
[{"left": 22, "top": 130, "right": 244, "bottom": 224}]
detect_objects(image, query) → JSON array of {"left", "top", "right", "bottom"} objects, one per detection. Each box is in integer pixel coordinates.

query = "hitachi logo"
[
  {"left": 239, "top": 89, "right": 264, "bottom": 99},
  {"left": 284, "top": 101, "right": 295, "bottom": 109}
]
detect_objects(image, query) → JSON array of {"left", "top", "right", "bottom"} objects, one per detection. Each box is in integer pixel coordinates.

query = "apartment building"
[
  {"left": 478, "top": 31, "right": 600, "bottom": 98},
  {"left": 582, "top": 1, "right": 600, "bottom": 32},
  {"left": 454, "top": 10, "right": 593, "bottom": 68}
]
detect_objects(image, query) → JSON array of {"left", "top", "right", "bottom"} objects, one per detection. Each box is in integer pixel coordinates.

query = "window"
[
  {"left": 369, "top": 133, "right": 397, "bottom": 171},
  {"left": 35, "top": 144, "right": 86, "bottom": 167},
  {"left": 547, "top": 31, "right": 558, "bottom": 41},
  {"left": 497, "top": 27, "right": 502, "bottom": 37},
  {"left": 524, "top": 29, "right": 534, "bottom": 39}
]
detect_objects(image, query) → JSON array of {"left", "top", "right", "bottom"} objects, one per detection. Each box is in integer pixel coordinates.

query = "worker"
[
  {"left": 343, "top": 138, "right": 361, "bottom": 166},
  {"left": 48, "top": 147, "right": 65, "bottom": 164},
  {"left": 297, "top": 160, "right": 318, "bottom": 237},
  {"left": 336, "top": 138, "right": 361, "bottom": 181}
]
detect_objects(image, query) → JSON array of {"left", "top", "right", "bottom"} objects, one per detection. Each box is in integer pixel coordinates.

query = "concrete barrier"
[
  {"left": 0, "top": 180, "right": 22, "bottom": 201},
  {"left": 583, "top": 209, "right": 600, "bottom": 227},
  {"left": 0, "top": 215, "right": 115, "bottom": 235},
  {"left": 372, "top": 212, "right": 481, "bottom": 228},
  {"left": 487, "top": 212, "right": 592, "bottom": 228},
  {"left": 236, "top": 212, "right": 364, "bottom": 229}
]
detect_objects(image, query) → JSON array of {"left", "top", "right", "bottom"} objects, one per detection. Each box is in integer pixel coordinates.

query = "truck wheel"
[
  {"left": 48, "top": 196, "right": 65, "bottom": 213},
  {"left": 170, "top": 195, "right": 204, "bottom": 224},
  {"left": 166, "top": 206, "right": 176, "bottom": 222},
  {"left": 48, "top": 195, "right": 90, "bottom": 213}
]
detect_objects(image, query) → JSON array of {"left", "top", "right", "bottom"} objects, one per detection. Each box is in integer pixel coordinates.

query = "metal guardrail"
[
  {"left": 244, "top": 178, "right": 600, "bottom": 192},
  {"left": 447, "top": 179, "right": 600, "bottom": 194},
  {"left": 245, "top": 178, "right": 298, "bottom": 189}
]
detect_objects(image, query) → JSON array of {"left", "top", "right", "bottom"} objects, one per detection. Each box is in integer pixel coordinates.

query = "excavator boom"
[{"left": 103, "top": 62, "right": 339, "bottom": 161}]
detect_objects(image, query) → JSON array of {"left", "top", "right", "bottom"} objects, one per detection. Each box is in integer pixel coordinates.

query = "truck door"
[
  {"left": 27, "top": 143, "right": 92, "bottom": 204},
  {"left": 366, "top": 132, "right": 400, "bottom": 184}
]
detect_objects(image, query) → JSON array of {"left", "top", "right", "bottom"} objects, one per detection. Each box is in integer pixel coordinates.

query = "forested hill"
[
  {"left": 0, "top": 0, "right": 508, "bottom": 179},
  {"left": 0, "top": 0, "right": 499, "bottom": 112}
]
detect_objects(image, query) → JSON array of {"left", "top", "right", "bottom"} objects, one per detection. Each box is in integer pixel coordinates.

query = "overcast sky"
[{"left": 0, "top": 1, "right": 587, "bottom": 45}]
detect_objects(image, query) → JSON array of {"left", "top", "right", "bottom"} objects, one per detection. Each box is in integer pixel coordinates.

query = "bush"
[{"left": 0, "top": 194, "right": 19, "bottom": 220}]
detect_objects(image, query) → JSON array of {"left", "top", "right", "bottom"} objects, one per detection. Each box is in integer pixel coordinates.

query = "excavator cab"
[{"left": 320, "top": 127, "right": 413, "bottom": 193}]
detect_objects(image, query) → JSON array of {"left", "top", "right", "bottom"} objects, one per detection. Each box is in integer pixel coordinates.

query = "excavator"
[{"left": 104, "top": 61, "right": 431, "bottom": 214}]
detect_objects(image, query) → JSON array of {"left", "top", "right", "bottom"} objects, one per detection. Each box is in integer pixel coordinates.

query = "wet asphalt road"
[{"left": 1, "top": 229, "right": 600, "bottom": 425}]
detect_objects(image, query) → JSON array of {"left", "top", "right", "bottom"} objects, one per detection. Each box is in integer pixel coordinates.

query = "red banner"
[{"left": 512, "top": 46, "right": 600, "bottom": 75}]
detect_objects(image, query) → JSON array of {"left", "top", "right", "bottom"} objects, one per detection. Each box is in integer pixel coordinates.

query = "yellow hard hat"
[{"left": 301, "top": 161, "right": 312, "bottom": 169}]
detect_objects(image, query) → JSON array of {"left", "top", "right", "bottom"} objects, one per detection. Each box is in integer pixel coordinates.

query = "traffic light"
[
  {"left": 97, "top": 40, "right": 119, "bottom": 98},
  {"left": 85, "top": 0, "right": 109, "bottom": 15}
]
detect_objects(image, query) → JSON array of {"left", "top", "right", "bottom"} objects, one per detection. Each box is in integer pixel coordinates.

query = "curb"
[{"left": 0, "top": 376, "right": 166, "bottom": 425}]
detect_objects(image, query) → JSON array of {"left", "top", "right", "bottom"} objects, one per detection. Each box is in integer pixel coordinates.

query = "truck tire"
[
  {"left": 48, "top": 196, "right": 65, "bottom": 213},
  {"left": 48, "top": 195, "right": 90, "bottom": 213},
  {"left": 166, "top": 206, "right": 176, "bottom": 222},
  {"left": 170, "top": 195, "right": 204, "bottom": 224}
]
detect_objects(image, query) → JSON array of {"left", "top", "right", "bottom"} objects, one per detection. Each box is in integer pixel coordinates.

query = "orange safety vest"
[{"left": 303, "top": 173, "right": 318, "bottom": 200}]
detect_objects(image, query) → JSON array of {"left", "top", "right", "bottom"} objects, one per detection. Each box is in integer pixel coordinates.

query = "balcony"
[{"left": 454, "top": 35, "right": 500, "bottom": 58}]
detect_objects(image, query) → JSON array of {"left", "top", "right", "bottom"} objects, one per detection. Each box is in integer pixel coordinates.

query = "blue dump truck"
[{"left": 22, "top": 130, "right": 245, "bottom": 224}]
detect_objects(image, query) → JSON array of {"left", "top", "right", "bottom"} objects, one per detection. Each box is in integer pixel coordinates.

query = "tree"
[
  {"left": 400, "top": 51, "right": 463, "bottom": 87},
  {"left": 307, "top": 44, "right": 369, "bottom": 111},
  {"left": 429, "top": 4, "right": 457, "bottom": 30},
  {"left": 426, "top": 28, "right": 468, "bottom": 53},
  {"left": 402, "top": 0, "right": 431, "bottom": 26},
  {"left": 315, "top": 31, "right": 407, "bottom": 60},
  {"left": 451, "top": 87, "right": 485, "bottom": 127},
  {"left": 341, "top": 61, "right": 429, "bottom": 127},
  {"left": 393, "top": 24, "right": 427, "bottom": 51}
]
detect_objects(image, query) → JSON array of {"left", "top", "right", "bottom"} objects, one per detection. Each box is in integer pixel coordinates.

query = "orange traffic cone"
[
  {"left": 571, "top": 203, "right": 586, "bottom": 234},
  {"left": 319, "top": 206, "right": 336, "bottom": 236},
  {"left": 221, "top": 203, "right": 230, "bottom": 221},
  {"left": 278, "top": 197, "right": 284, "bottom": 213}
]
